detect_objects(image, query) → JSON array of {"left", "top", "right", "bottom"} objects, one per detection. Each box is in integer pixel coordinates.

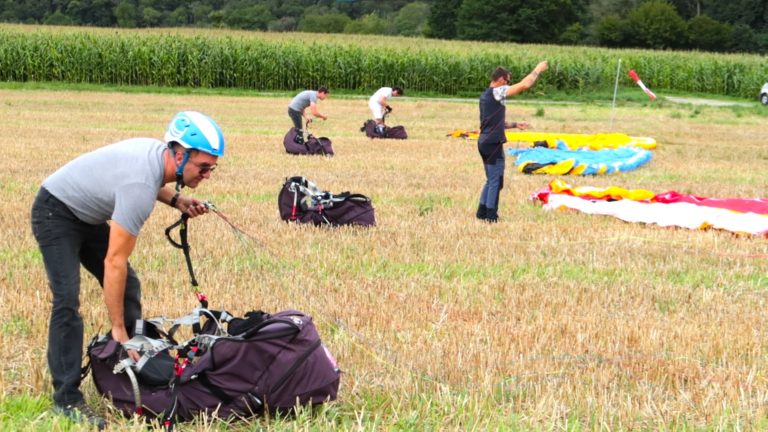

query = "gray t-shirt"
[
  {"left": 288, "top": 90, "right": 318, "bottom": 112},
  {"left": 43, "top": 138, "right": 166, "bottom": 236}
]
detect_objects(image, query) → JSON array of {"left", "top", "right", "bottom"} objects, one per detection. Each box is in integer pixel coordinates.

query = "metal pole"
[{"left": 610, "top": 59, "right": 621, "bottom": 131}]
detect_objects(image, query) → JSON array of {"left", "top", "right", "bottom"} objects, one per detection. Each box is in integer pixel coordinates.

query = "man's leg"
[
  {"left": 374, "top": 119, "right": 386, "bottom": 136},
  {"left": 482, "top": 156, "right": 505, "bottom": 222},
  {"left": 80, "top": 223, "right": 142, "bottom": 335},
  {"left": 288, "top": 108, "right": 304, "bottom": 143},
  {"left": 31, "top": 189, "right": 87, "bottom": 407},
  {"left": 476, "top": 203, "right": 488, "bottom": 220},
  {"left": 477, "top": 183, "right": 489, "bottom": 219},
  {"left": 369, "top": 101, "right": 386, "bottom": 135}
]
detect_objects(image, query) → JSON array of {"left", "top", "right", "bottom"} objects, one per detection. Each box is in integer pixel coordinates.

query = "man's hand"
[
  {"left": 516, "top": 121, "right": 530, "bottom": 130},
  {"left": 177, "top": 196, "right": 210, "bottom": 218},
  {"left": 385, "top": 105, "right": 393, "bottom": 113},
  {"left": 112, "top": 327, "right": 140, "bottom": 362}
]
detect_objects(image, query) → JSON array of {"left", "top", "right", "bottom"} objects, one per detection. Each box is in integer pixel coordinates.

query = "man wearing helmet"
[{"left": 30, "top": 111, "right": 225, "bottom": 429}]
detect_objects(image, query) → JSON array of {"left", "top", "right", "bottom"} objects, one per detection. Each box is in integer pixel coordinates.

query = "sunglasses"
[{"left": 188, "top": 160, "right": 217, "bottom": 175}]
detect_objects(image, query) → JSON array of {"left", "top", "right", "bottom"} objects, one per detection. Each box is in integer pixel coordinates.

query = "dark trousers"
[
  {"left": 288, "top": 108, "right": 303, "bottom": 131},
  {"left": 479, "top": 154, "right": 505, "bottom": 210},
  {"left": 31, "top": 187, "right": 142, "bottom": 406}
]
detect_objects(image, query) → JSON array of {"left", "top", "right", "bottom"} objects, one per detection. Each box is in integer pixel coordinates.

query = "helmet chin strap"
[{"left": 174, "top": 149, "right": 191, "bottom": 192}]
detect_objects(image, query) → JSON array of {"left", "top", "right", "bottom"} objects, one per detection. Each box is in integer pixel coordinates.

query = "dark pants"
[
  {"left": 31, "top": 187, "right": 142, "bottom": 406},
  {"left": 479, "top": 153, "right": 505, "bottom": 211},
  {"left": 288, "top": 108, "right": 303, "bottom": 131}
]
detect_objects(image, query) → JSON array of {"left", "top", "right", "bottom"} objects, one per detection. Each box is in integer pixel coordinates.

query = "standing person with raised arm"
[{"left": 476, "top": 62, "right": 548, "bottom": 222}]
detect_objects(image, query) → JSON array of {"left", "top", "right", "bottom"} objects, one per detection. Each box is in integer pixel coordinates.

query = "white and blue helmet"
[{"left": 165, "top": 111, "right": 225, "bottom": 157}]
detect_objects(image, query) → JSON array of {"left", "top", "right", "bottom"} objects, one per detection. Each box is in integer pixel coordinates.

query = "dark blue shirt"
[{"left": 478, "top": 86, "right": 508, "bottom": 161}]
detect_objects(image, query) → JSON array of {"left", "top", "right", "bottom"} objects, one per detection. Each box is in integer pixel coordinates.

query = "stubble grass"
[{"left": 0, "top": 87, "right": 766, "bottom": 431}]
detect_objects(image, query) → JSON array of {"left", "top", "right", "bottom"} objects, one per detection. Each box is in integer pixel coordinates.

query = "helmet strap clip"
[{"left": 174, "top": 150, "right": 191, "bottom": 192}]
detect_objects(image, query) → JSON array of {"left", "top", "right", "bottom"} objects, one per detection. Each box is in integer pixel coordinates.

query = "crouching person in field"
[{"left": 30, "top": 111, "right": 225, "bottom": 429}]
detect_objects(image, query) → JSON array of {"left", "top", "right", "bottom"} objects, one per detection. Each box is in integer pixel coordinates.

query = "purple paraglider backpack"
[
  {"left": 85, "top": 308, "right": 340, "bottom": 427},
  {"left": 278, "top": 176, "right": 376, "bottom": 227}
]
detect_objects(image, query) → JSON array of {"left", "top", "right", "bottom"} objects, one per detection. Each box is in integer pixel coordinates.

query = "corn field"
[{"left": 0, "top": 24, "right": 765, "bottom": 98}]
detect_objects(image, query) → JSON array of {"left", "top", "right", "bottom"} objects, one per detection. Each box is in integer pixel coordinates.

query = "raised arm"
[{"left": 506, "top": 61, "right": 548, "bottom": 97}]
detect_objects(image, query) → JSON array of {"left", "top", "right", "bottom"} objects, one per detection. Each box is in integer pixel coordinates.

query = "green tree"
[
  {"left": 590, "top": 0, "right": 640, "bottom": 16},
  {"left": 60, "top": 1, "right": 82, "bottom": 24},
  {"left": 625, "top": 0, "right": 688, "bottom": 49},
  {"left": 344, "top": 13, "right": 389, "bottom": 34},
  {"left": 223, "top": 3, "right": 274, "bottom": 30},
  {"left": 142, "top": 6, "right": 163, "bottom": 27},
  {"left": 70, "top": 0, "right": 115, "bottom": 26},
  {"left": 167, "top": 5, "right": 190, "bottom": 26},
  {"left": 115, "top": 0, "right": 139, "bottom": 27},
  {"left": 703, "top": 0, "right": 767, "bottom": 30},
  {"left": 209, "top": 9, "right": 224, "bottom": 27},
  {"left": 668, "top": 0, "right": 702, "bottom": 19},
  {"left": 274, "top": 0, "right": 314, "bottom": 18},
  {"left": 559, "top": 22, "right": 584, "bottom": 45},
  {"left": 729, "top": 23, "right": 758, "bottom": 52},
  {"left": 688, "top": 15, "right": 732, "bottom": 51},
  {"left": 268, "top": 16, "right": 298, "bottom": 31},
  {"left": 190, "top": 1, "right": 213, "bottom": 26},
  {"left": 298, "top": 12, "right": 351, "bottom": 33},
  {"left": 592, "top": 14, "right": 625, "bottom": 46},
  {"left": 395, "top": 1, "right": 430, "bottom": 36},
  {"left": 426, "top": 0, "right": 461, "bottom": 39},
  {"left": 43, "top": 10, "right": 75, "bottom": 25},
  {"left": 456, "top": 0, "right": 577, "bottom": 43}
]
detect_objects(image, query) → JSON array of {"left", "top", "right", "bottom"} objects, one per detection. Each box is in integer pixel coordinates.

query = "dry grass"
[{"left": 0, "top": 88, "right": 766, "bottom": 431}]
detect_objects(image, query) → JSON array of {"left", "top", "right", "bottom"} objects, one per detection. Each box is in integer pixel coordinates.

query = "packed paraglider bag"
[
  {"left": 283, "top": 127, "right": 334, "bottom": 156},
  {"left": 360, "top": 120, "right": 408, "bottom": 140},
  {"left": 85, "top": 308, "right": 340, "bottom": 425},
  {"left": 278, "top": 176, "right": 376, "bottom": 227}
]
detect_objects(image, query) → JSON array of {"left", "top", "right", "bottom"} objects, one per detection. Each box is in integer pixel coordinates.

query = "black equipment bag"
[
  {"left": 86, "top": 309, "right": 340, "bottom": 423},
  {"left": 283, "top": 127, "right": 334, "bottom": 156},
  {"left": 360, "top": 120, "right": 408, "bottom": 140},
  {"left": 278, "top": 176, "right": 376, "bottom": 227},
  {"left": 86, "top": 218, "right": 339, "bottom": 429}
]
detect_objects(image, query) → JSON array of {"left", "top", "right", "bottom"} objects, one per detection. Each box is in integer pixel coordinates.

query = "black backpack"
[
  {"left": 360, "top": 120, "right": 408, "bottom": 140},
  {"left": 86, "top": 217, "right": 339, "bottom": 429},
  {"left": 278, "top": 176, "right": 376, "bottom": 227},
  {"left": 86, "top": 308, "right": 340, "bottom": 426},
  {"left": 283, "top": 127, "right": 334, "bottom": 156}
]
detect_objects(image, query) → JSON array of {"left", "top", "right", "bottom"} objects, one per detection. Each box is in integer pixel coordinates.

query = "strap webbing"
[{"left": 165, "top": 214, "right": 208, "bottom": 309}]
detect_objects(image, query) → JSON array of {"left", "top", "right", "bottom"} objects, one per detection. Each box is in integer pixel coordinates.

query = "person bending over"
[
  {"left": 288, "top": 86, "right": 329, "bottom": 144},
  {"left": 368, "top": 86, "right": 403, "bottom": 135},
  {"left": 31, "top": 111, "right": 225, "bottom": 429}
]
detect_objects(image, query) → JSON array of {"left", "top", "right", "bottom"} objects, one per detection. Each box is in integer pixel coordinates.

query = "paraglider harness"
[
  {"left": 83, "top": 207, "right": 340, "bottom": 430},
  {"left": 284, "top": 120, "right": 334, "bottom": 156},
  {"left": 360, "top": 110, "right": 408, "bottom": 140},
  {"left": 278, "top": 176, "right": 376, "bottom": 227}
]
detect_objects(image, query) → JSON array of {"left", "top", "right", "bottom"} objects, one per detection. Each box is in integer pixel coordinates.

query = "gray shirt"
[
  {"left": 43, "top": 138, "right": 166, "bottom": 236},
  {"left": 288, "top": 90, "right": 318, "bottom": 112}
]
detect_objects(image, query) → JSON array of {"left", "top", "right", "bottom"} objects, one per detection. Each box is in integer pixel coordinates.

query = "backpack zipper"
[{"left": 269, "top": 339, "right": 322, "bottom": 395}]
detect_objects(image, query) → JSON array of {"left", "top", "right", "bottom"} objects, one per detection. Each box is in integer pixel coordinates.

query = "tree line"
[{"left": 1, "top": 0, "right": 765, "bottom": 53}]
